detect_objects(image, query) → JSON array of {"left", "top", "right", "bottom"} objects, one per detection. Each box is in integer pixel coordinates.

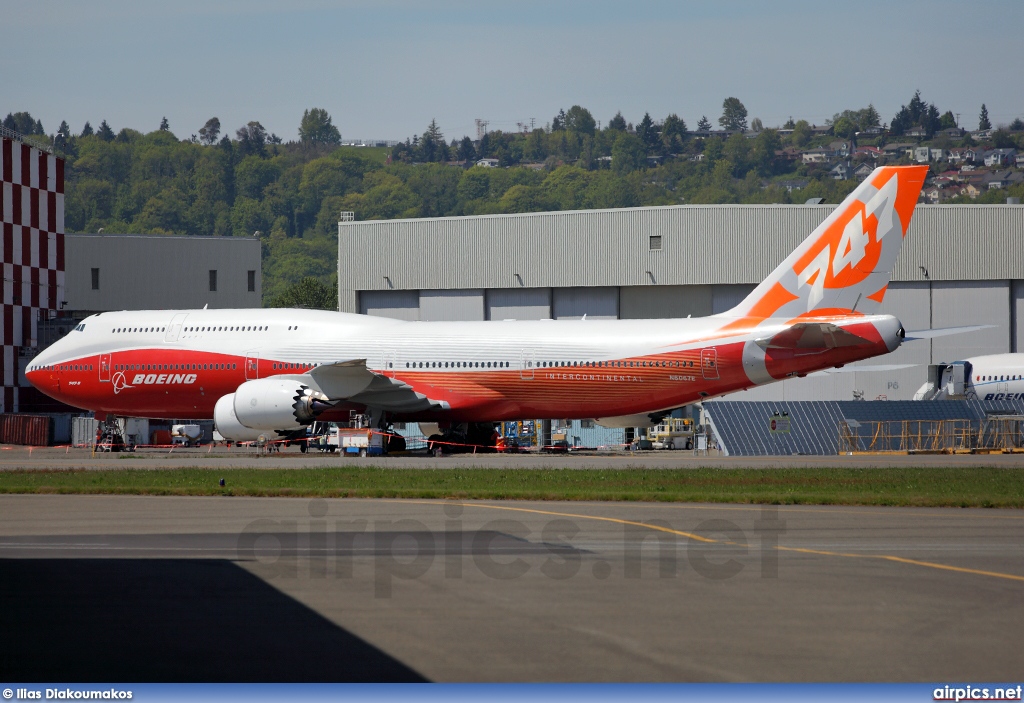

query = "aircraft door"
[
  {"left": 99, "top": 353, "right": 112, "bottom": 382},
  {"left": 520, "top": 349, "right": 535, "bottom": 380},
  {"left": 382, "top": 350, "right": 397, "bottom": 378},
  {"left": 165, "top": 313, "right": 189, "bottom": 342},
  {"left": 701, "top": 348, "right": 719, "bottom": 380},
  {"left": 245, "top": 352, "right": 259, "bottom": 380}
]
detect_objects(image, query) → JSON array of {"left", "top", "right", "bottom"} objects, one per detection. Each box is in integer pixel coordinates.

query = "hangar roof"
[{"left": 338, "top": 204, "right": 1024, "bottom": 293}]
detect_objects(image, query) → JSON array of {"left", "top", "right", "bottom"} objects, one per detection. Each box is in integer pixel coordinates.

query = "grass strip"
[{"left": 0, "top": 467, "right": 1022, "bottom": 507}]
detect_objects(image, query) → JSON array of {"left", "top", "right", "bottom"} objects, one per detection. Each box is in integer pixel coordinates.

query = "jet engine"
[
  {"left": 233, "top": 378, "right": 330, "bottom": 430},
  {"left": 213, "top": 379, "right": 332, "bottom": 440},
  {"left": 213, "top": 393, "right": 264, "bottom": 442}
]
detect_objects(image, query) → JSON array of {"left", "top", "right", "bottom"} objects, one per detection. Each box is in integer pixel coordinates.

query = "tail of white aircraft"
[{"left": 724, "top": 165, "right": 928, "bottom": 326}]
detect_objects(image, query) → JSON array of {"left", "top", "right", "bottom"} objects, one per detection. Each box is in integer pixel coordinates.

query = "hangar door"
[
  {"left": 552, "top": 287, "right": 618, "bottom": 320},
  {"left": 486, "top": 288, "right": 551, "bottom": 320},
  {"left": 932, "top": 281, "right": 1009, "bottom": 362},
  {"left": 359, "top": 290, "right": 420, "bottom": 321},
  {"left": 419, "top": 290, "right": 485, "bottom": 321},
  {"left": 620, "top": 285, "right": 712, "bottom": 319}
]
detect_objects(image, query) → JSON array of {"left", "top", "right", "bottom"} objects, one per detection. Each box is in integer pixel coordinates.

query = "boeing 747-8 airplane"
[{"left": 27, "top": 166, "right": 928, "bottom": 442}]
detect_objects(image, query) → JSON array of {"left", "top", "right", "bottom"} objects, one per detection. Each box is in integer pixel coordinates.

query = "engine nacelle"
[
  {"left": 213, "top": 393, "right": 264, "bottom": 442},
  {"left": 232, "top": 377, "right": 328, "bottom": 431}
]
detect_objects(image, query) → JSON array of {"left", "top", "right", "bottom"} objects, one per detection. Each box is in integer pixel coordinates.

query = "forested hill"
[{"left": 5, "top": 102, "right": 978, "bottom": 305}]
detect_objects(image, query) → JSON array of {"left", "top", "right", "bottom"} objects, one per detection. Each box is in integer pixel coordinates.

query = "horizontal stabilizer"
[
  {"left": 809, "top": 363, "right": 917, "bottom": 377},
  {"left": 755, "top": 322, "right": 871, "bottom": 351},
  {"left": 903, "top": 324, "right": 995, "bottom": 341}
]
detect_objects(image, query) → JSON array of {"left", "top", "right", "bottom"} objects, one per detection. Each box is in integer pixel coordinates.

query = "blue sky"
[{"left": 4, "top": 0, "right": 1022, "bottom": 143}]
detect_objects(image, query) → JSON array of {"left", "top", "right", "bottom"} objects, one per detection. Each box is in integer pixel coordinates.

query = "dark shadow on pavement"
[{"left": 0, "top": 559, "right": 427, "bottom": 682}]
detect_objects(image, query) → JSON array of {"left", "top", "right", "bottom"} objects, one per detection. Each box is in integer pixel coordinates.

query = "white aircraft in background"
[
  {"left": 27, "top": 166, "right": 929, "bottom": 445},
  {"left": 915, "top": 354, "right": 1024, "bottom": 401}
]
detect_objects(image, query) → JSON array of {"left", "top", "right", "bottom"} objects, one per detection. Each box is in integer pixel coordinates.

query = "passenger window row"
[
  {"left": 30, "top": 363, "right": 93, "bottom": 372},
  {"left": 401, "top": 359, "right": 696, "bottom": 370},
  {"left": 535, "top": 360, "right": 695, "bottom": 369},
  {"left": 110, "top": 325, "right": 270, "bottom": 334},
  {"left": 406, "top": 361, "right": 511, "bottom": 369},
  {"left": 114, "top": 363, "right": 237, "bottom": 371}
]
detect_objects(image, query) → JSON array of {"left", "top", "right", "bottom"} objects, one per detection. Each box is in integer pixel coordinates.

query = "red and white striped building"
[{"left": 1, "top": 134, "right": 65, "bottom": 413}]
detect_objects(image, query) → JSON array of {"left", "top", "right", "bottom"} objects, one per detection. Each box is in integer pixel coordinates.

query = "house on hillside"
[
  {"left": 914, "top": 146, "right": 932, "bottom": 163},
  {"left": 476, "top": 158, "right": 499, "bottom": 168},
  {"left": 938, "top": 127, "right": 965, "bottom": 139},
  {"left": 964, "top": 148, "right": 986, "bottom": 163},
  {"left": 961, "top": 183, "right": 983, "bottom": 199},
  {"left": 830, "top": 161, "right": 853, "bottom": 180},
  {"left": 930, "top": 148, "right": 946, "bottom": 162},
  {"left": 905, "top": 126, "right": 929, "bottom": 138},
  {"left": 801, "top": 147, "right": 830, "bottom": 164},
  {"left": 882, "top": 142, "right": 914, "bottom": 160},
  {"left": 828, "top": 141, "right": 851, "bottom": 158},
  {"left": 774, "top": 147, "right": 803, "bottom": 164},
  {"left": 853, "top": 163, "right": 874, "bottom": 181},
  {"left": 984, "top": 148, "right": 1017, "bottom": 167},
  {"left": 854, "top": 146, "right": 884, "bottom": 160},
  {"left": 986, "top": 170, "right": 1023, "bottom": 190}
]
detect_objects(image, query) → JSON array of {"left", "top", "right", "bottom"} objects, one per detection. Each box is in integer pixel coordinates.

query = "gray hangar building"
[{"left": 338, "top": 203, "right": 1024, "bottom": 403}]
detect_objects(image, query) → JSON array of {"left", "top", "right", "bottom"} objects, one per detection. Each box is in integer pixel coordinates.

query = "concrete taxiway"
[{"left": 1, "top": 495, "right": 1022, "bottom": 681}]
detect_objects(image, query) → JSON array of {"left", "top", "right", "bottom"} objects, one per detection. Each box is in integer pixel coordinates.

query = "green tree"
[
  {"left": 661, "top": 113, "right": 687, "bottom": 153},
  {"left": 750, "top": 117, "right": 763, "bottom": 132},
  {"left": 54, "top": 121, "right": 71, "bottom": 152},
  {"left": 97, "top": 120, "right": 115, "bottom": 142},
  {"left": 269, "top": 276, "right": 337, "bottom": 309},
  {"left": 611, "top": 132, "right": 646, "bottom": 174},
  {"left": 457, "top": 136, "right": 476, "bottom": 163},
  {"left": 236, "top": 121, "right": 268, "bottom": 158},
  {"left": 418, "top": 119, "right": 448, "bottom": 163},
  {"left": 541, "top": 166, "right": 594, "bottom": 209},
  {"left": 80, "top": 121, "right": 93, "bottom": 137},
  {"left": 635, "top": 113, "right": 659, "bottom": 154},
  {"left": 791, "top": 120, "right": 811, "bottom": 146},
  {"left": 498, "top": 184, "right": 551, "bottom": 213},
  {"left": 564, "top": 105, "right": 596, "bottom": 136},
  {"left": 199, "top": 117, "right": 220, "bottom": 145},
  {"left": 607, "top": 112, "right": 627, "bottom": 131},
  {"left": 750, "top": 129, "right": 781, "bottom": 176},
  {"left": 551, "top": 108, "right": 566, "bottom": 131},
  {"left": 723, "top": 133, "right": 750, "bottom": 176},
  {"left": 696, "top": 115, "right": 712, "bottom": 132},
  {"left": 3, "top": 111, "right": 39, "bottom": 135},
  {"left": 159, "top": 116, "right": 169, "bottom": 131},
  {"left": 523, "top": 129, "right": 547, "bottom": 161},
  {"left": 719, "top": 97, "right": 748, "bottom": 131},
  {"left": 235, "top": 155, "right": 282, "bottom": 199},
  {"left": 939, "top": 111, "right": 957, "bottom": 130},
  {"left": 702, "top": 136, "right": 724, "bottom": 163},
  {"left": 298, "top": 108, "right": 341, "bottom": 146},
  {"left": 979, "top": 104, "right": 991, "bottom": 130}
]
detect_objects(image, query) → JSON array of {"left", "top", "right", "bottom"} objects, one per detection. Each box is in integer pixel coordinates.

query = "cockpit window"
[{"left": 74, "top": 324, "right": 85, "bottom": 331}]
